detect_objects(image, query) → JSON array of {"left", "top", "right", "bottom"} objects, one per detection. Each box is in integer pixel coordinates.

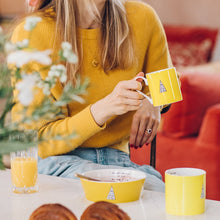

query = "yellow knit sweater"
[{"left": 11, "top": 1, "right": 172, "bottom": 158}]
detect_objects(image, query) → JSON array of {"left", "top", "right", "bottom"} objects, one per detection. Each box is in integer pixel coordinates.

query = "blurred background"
[
  {"left": 1, "top": 0, "right": 220, "bottom": 61},
  {"left": 0, "top": 0, "right": 25, "bottom": 17},
  {"left": 1, "top": 0, "right": 220, "bottom": 27}
]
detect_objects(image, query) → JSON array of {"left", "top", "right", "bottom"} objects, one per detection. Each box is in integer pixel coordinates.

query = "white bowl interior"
[{"left": 83, "top": 169, "right": 146, "bottom": 182}]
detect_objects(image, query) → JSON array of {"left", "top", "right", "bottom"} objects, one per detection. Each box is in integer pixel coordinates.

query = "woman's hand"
[
  {"left": 129, "top": 98, "right": 161, "bottom": 148},
  {"left": 91, "top": 75, "right": 144, "bottom": 126}
]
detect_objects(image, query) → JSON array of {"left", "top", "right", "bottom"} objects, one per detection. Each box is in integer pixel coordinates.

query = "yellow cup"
[
  {"left": 165, "top": 168, "right": 206, "bottom": 216},
  {"left": 135, "top": 67, "right": 182, "bottom": 106}
]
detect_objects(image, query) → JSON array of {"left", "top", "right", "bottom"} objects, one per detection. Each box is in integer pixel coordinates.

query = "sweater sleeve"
[{"left": 11, "top": 20, "right": 105, "bottom": 159}]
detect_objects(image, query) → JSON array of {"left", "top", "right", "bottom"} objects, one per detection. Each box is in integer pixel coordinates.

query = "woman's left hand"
[{"left": 129, "top": 98, "right": 161, "bottom": 148}]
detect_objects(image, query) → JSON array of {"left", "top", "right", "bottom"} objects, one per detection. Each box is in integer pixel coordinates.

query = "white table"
[{"left": 1, "top": 170, "right": 220, "bottom": 220}]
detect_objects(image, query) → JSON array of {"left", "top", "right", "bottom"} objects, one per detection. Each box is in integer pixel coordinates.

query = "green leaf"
[
  {"left": 0, "top": 141, "right": 36, "bottom": 154},
  {"left": 59, "top": 50, "right": 66, "bottom": 61},
  {"left": 0, "top": 155, "right": 5, "bottom": 170}
]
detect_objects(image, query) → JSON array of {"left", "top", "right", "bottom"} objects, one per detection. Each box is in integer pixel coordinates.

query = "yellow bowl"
[{"left": 79, "top": 169, "right": 146, "bottom": 203}]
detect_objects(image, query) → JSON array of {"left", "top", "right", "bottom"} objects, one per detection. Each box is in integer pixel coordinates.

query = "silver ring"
[{"left": 146, "top": 128, "right": 152, "bottom": 134}]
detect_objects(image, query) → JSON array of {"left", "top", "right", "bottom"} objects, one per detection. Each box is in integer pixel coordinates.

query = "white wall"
[{"left": 143, "top": 0, "right": 220, "bottom": 29}]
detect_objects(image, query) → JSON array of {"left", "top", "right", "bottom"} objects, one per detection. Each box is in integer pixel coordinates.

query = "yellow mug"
[
  {"left": 135, "top": 67, "right": 182, "bottom": 106},
  {"left": 165, "top": 168, "right": 206, "bottom": 216}
]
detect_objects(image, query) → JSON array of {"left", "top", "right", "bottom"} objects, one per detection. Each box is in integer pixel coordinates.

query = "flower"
[
  {"left": 48, "top": 64, "right": 67, "bottom": 83},
  {"left": 15, "top": 73, "right": 39, "bottom": 106},
  {"left": 61, "top": 42, "right": 72, "bottom": 51},
  {"left": 4, "top": 42, "right": 17, "bottom": 53},
  {"left": 7, "top": 49, "right": 52, "bottom": 67},
  {"left": 5, "top": 40, "right": 29, "bottom": 53},
  {"left": 61, "top": 41, "right": 78, "bottom": 64},
  {"left": 16, "top": 39, "right": 29, "bottom": 49},
  {"left": 24, "top": 16, "right": 42, "bottom": 31},
  {"left": 42, "top": 83, "right": 50, "bottom": 95},
  {"left": 66, "top": 52, "right": 78, "bottom": 64}
]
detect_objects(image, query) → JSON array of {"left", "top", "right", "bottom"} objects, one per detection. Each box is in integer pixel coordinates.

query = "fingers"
[
  {"left": 145, "top": 118, "right": 160, "bottom": 144},
  {"left": 129, "top": 114, "right": 140, "bottom": 148},
  {"left": 140, "top": 118, "right": 155, "bottom": 146},
  {"left": 133, "top": 72, "right": 145, "bottom": 82},
  {"left": 113, "top": 80, "right": 144, "bottom": 108},
  {"left": 116, "top": 96, "right": 142, "bottom": 106},
  {"left": 120, "top": 89, "right": 143, "bottom": 100},
  {"left": 133, "top": 114, "right": 149, "bottom": 147},
  {"left": 141, "top": 117, "right": 160, "bottom": 146},
  {"left": 116, "top": 80, "right": 142, "bottom": 92},
  {"left": 129, "top": 104, "right": 161, "bottom": 149}
]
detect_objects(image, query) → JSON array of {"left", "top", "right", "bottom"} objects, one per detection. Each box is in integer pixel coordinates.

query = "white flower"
[
  {"left": 4, "top": 42, "right": 17, "bottom": 53},
  {"left": 66, "top": 52, "right": 78, "bottom": 64},
  {"left": 63, "top": 49, "right": 78, "bottom": 64},
  {"left": 36, "top": 80, "right": 44, "bottom": 88},
  {"left": 16, "top": 74, "right": 38, "bottom": 106},
  {"left": 61, "top": 42, "right": 72, "bottom": 51},
  {"left": 60, "top": 74, "right": 67, "bottom": 83},
  {"left": 24, "top": 16, "right": 42, "bottom": 31},
  {"left": 42, "top": 83, "right": 50, "bottom": 95},
  {"left": 61, "top": 41, "right": 78, "bottom": 64},
  {"left": 48, "top": 64, "right": 67, "bottom": 83},
  {"left": 16, "top": 39, "right": 29, "bottom": 49},
  {"left": 7, "top": 49, "right": 52, "bottom": 67}
]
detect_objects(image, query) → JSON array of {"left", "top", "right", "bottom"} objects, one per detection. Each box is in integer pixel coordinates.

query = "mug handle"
[{"left": 134, "top": 76, "right": 153, "bottom": 105}]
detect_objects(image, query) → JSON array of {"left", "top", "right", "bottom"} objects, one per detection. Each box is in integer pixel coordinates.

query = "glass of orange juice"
[{"left": 10, "top": 146, "right": 38, "bottom": 194}]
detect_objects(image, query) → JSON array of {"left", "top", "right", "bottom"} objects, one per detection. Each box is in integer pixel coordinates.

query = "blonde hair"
[{"left": 32, "top": 0, "right": 134, "bottom": 83}]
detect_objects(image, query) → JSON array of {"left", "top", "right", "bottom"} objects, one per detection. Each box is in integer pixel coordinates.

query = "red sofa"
[{"left": 130, "top": 26, "right": 220, "bottom": 201}]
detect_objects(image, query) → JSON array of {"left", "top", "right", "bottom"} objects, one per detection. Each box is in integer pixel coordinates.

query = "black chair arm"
[{"left": 150, "top": 104, "right": 171, "bottom": 168}]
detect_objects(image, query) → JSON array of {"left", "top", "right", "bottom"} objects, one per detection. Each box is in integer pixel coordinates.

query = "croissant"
[
  {"left": 29, "top": 203, "right": 77, "bottom": 220},
  {"left": 81, "top": 201, "right": 130, "bottom": 220}
]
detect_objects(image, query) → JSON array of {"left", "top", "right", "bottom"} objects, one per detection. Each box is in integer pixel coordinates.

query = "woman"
[{"left": 11, "top": 0, "right": 173, "bottom": 192}]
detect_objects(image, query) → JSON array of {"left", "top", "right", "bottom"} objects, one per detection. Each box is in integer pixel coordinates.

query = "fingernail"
[
  {"left": 139, "top": 145, "right": 142, "bottom": 148},
  {"left": 137, "top": 82, "right": 142, "bottom": 90},
  {"left": 134, "top": 146, "right": 138, "bottom": 149},
  {"left": 129, "top": 144, "right": 134, "bottom": 148},
  {"left": 146, "top": 143, "right": 149, "bottom": 146}
]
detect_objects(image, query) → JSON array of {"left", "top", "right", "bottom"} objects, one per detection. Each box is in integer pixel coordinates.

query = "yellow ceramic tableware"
[
  {"left": 78, "top": 169, "right": 146, "bottom": 203},
  {"left": 165, "top": 168, "right": 206, "bottom": 216},
  {"left": 135, "top": 67, "right": 182, "bottom": 106}
]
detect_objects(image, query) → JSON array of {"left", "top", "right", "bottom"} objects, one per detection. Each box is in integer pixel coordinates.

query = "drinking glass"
[{"left": 10, "top": 133, "right": 38, "bottom": 194}]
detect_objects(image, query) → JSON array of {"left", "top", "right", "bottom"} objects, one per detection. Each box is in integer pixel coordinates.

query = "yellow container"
[
  {"left": 11, "top": 157, "right": 37, "bottom": 188},
  {"left": 79, "top": 169, "right": 146, "bottom": 203},
  {"left": 10, "top": 146, "right": 38, "bottom": 194},
  {"left": 165, "top": 168, "right": 206, "bottom": 216},
  {"left": 135, "top": 67, "right": 182, "bottom": 107}
]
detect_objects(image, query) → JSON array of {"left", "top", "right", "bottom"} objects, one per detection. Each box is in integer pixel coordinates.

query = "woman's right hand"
[{"left": 91, "top": 74, "right": 144, "bottom": 126}]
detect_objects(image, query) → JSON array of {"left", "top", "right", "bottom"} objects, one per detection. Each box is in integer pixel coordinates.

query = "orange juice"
[{"left": 11, "top": 157, "right": 37, "bottom": 190}]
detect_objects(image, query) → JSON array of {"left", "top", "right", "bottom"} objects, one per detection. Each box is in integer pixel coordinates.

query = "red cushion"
[
  {"left": 161, "top": 72, "right": 220, "bottom": 137},
  {"left": 197, "top": 104, "right": 220, "bottom": 146},
  {"left": 164, "top": 25, "right": 218, "bottom": 67}
]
